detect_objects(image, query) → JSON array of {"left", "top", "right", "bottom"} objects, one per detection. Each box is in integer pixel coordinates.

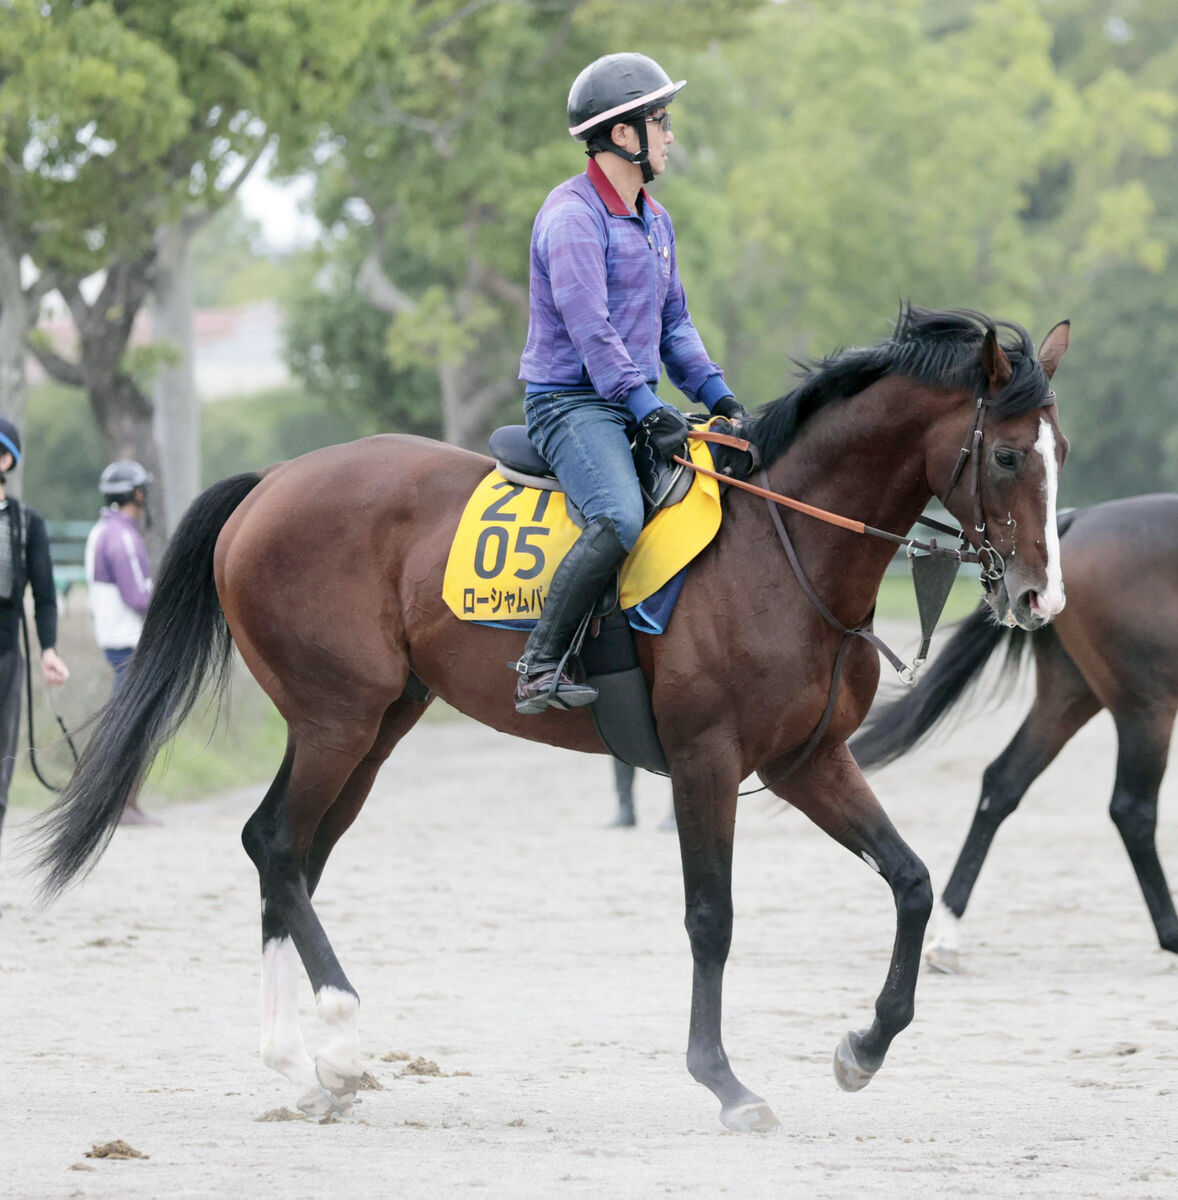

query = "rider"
[{"left": 514, "top": 51, "right": 746, "bottom": 715}]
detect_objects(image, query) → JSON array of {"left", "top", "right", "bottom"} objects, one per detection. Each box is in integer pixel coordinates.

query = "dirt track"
[{"left": 2, "top": 625, "right": 1176, "bottom": 1199}]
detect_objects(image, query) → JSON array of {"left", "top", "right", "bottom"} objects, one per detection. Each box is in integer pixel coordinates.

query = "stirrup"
[{"left": 513, "top": 663, "right": 598, "bottom": 715}]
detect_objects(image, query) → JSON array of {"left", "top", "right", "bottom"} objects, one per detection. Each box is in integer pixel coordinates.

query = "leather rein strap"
[{"left": 679, "top": 430, "right": 981, "bottom": 563}]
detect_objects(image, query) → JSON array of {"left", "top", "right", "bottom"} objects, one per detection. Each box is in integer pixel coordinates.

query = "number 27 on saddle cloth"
[{"left": 442, "top": 437, "right": 723, "bottom": 635}]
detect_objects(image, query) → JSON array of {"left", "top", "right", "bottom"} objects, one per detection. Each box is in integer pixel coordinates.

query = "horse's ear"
[
  {"left": 1037, "top": 319, "right": 1070, "bottom": 381},
  {"left": 981, "top": 328, "right": 1013, "bottom": 395}
]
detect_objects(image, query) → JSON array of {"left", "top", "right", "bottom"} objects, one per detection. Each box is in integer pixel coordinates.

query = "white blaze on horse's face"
[{"left": 1030, "top": 418, "right": 1065, "bottom": 620}]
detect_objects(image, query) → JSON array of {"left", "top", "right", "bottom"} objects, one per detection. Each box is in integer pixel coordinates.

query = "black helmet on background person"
[
  {"left": 567, "top": 53, "right": 685, "bottom": 184},
  {"left": 99, "top": 459, "right": 152, "bottom": 498},
  {"left": 0, "top": 415, "right": 22, "bottom": 467}
]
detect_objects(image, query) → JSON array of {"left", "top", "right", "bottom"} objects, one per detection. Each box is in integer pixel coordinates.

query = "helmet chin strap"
[{"left": 597, "top": 118, "right": 655, "bottom": 184}]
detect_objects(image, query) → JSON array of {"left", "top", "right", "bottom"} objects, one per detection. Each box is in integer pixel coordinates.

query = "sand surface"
[{"left": 2, "top": 624, "right": 1176, "bottom": 1199}]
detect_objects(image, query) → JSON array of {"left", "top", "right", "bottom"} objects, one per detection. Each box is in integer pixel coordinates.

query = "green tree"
[
  {"left": 658, "top": 0, "right": 1175, "bottom": 425},
  {"left": 2, "top": 0, "right": 378, "bottom": 544}
]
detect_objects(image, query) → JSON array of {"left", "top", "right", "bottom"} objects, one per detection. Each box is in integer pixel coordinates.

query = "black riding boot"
[{"left": 514, "top": 517, "right": 627, "bottom": 715}]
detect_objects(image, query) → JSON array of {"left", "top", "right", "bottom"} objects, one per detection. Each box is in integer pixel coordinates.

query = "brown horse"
[
  {"left": 36, "top": 307, "right": 1069, "bottom": 1132},
  {"left": 851, "top": 492, "right": 1178, "bottom": 971}
]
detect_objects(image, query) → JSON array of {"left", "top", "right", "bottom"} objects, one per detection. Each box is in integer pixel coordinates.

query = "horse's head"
[{"left": 930, "top": 320, "right": 1070, "bottom": 632}]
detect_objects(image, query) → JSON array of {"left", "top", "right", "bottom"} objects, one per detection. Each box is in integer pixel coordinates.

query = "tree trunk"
[
  {"left": 0, "top": 232, "right": 31, "bottom": 498},
  {"left": 31, "top": 259, "right": 171, "bottom": 562},
  {"left": 152, "top": 222, "right": 199, "bottom": 535}
]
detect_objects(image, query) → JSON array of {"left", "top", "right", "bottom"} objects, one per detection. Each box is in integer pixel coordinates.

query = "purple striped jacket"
[{"left": 518, "top": 158, "right": 730, "bottom": 420}]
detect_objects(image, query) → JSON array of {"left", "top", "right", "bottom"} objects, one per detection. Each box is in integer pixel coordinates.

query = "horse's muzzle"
[{"left": 989, "top": 574, "right": 1065, "bottom": 632}]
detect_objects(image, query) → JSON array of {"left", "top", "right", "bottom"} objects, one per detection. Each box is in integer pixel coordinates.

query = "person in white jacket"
[{"left": 85, "top": 460, "right": 158, "bottom": 825}]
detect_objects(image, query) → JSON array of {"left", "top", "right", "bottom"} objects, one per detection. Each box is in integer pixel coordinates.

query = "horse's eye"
[{"left": 994, "top": 448, "right": 1018, "bottom": 470}]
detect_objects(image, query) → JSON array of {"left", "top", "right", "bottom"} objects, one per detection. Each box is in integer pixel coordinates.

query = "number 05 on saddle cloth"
[{"left": 442, "top": 437, "right": 722, "bottom": 634}]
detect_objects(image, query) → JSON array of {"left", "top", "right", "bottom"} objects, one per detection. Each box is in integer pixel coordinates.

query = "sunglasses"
[{"left": 645, "top": 111, "right": 672, "bottom": 134}]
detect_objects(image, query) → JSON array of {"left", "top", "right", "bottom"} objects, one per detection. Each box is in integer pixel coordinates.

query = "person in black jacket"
[{"left": 0, "top": 416, "right": 69, "bottom": 871}]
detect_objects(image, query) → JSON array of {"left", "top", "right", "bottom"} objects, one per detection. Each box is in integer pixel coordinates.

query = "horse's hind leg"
[
  {"left": 930, "top": 634, "right": 1101, "bottom": 971},
  {"left": 770, "top": 745, "right": 932, "bottom": 1093},
  {"left": 1109, "top": 703, "right": 1178, "bottom": 953},
  {"left": 243, "top": 743, "right": 322, "bottom": 1106},
  {"left": 243, "top": 698, "right": 429, "bottom": 1114}
]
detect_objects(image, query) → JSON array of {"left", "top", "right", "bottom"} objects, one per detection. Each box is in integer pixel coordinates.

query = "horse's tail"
[
  {"left": 850, "top": 604, "right": 1032, "bottom": 772},
  {"left": 33, "top": 472, "right": 263, "bottom": 901}
]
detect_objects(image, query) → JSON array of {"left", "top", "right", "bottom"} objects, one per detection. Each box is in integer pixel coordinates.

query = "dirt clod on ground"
[
  {"left": 254, "top": 1108, "right": 307, "bottom": 1123},
  {"left": 359, "top": 1071, "right": 383, "bottom": 1090},
  {"left": 85, "top": 1140, "right": 148, "bottom": 1160},
  {"left": 400, "top": 1057, "right": 444, "bottom": 1077}
]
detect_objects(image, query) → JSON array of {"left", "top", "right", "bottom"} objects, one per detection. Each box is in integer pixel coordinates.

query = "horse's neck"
[{"left": 756, "top": 381, "right": 940, "bottom": 625}]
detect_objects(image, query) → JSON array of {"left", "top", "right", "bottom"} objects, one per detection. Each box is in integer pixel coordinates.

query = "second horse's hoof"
[
  {"left": 720, "top": 1100, "right": 782, "bottom": 1133},
  {"left": 924, "top": 944, "right": 960, "bottom": 975},
  {"left": 833, "top": 1031, "right": 877, "bottom": 1093}
]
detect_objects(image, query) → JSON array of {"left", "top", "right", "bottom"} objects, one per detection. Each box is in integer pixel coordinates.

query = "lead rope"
[{"left": 20, "top": 606, "right": 80, "bottom": 793}]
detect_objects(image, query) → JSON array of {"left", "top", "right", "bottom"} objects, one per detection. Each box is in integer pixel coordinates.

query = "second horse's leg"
[
  {"left": 931, "top": 639, "right": 1100, "bottom": 971},
  {"left": 674, "top": 753, "right": 780, "bottom": 1133},
  {"left": 1109, "top": 705, "right": 1178, "bottom": 953},
  {"left": 771, "top": 745, "right": 932, "bottom": 1092}
]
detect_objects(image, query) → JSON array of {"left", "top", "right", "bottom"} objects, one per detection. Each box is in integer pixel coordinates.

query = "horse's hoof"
[
  {"left": 315, "top": 1057, "right": 360, "bottom": 1112},
  {"left": 296, "top": 1085, "right": 337, "bottom": 1117},
  {"left": 720, "top": 1100, "right": 782, "bottom": 1133},
  {"left": 833, "top": 1031, "right": 876, "bottom": 1092},
  {"left": 925, "top": 945, "right": 960, "bottom": 975}
]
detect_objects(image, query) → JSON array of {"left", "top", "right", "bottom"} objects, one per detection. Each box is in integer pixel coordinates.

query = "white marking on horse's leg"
[
  {"left": 314, "top": 986, "right": 362, "bottom": 1100},
  {"left": 260, "top": 937, "right": 319, "bottom": 1095},
  {"left": 925, "top": 901, "right": 962, "bottom": 973},
  {"left": 1033, "top": 419, "right": 1065, "bottom": 617},
  {"left": 931, "top": 900, "right": 961, "bottom": 951}
]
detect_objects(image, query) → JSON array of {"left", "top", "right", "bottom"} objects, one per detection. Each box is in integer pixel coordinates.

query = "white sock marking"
[
  {"left": 314, "top": 986, "right": 362, "bottom": 1094},
  {"left": 931, "top": 900, "right": 961, "bottom": 952},
  {"left": 1034, "top": 419, "right": 1065, "bottom": 617},
  {"left": 260, "top": 937, "right": 317, "bottom": 1090}
]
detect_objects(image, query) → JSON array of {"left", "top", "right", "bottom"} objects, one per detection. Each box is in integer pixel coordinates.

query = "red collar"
[{"left": 586, "top": 157, "right": 661, "bottom": 218}]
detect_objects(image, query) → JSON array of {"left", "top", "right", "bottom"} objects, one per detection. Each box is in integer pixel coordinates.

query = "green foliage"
[
  {"left": 201, "top": 384, "right": 376, "bottom": 485},
  {"left": 190, "top": 199, "right": 301, "bottom": 307},
  {"left": 21, "top": 380, "right": 368, "bottom": 519},
  {"left": 22, "top": 382, "right": 109, "bottom": 520},
  {"left": 283, "top": 252, "right": 443, "bottom": 440}
]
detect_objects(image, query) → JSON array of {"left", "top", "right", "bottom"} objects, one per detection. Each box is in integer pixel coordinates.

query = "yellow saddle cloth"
[{"left": 442, "top": 437, "right": 722, "bottom": 630}]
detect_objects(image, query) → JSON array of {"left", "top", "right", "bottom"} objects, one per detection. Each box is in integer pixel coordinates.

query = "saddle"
[{"left": 488, "top": 424, "right": 693, "bottom": 519}]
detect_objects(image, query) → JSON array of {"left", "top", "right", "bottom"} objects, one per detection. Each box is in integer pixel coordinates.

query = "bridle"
[{"left": 937, "top": 387, "right": 1058, "bottom": 592}]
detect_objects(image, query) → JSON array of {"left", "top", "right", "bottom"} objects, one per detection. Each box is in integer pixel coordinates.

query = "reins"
[{"left": 679, "top": 429, "right": 982, "bottom": 565}]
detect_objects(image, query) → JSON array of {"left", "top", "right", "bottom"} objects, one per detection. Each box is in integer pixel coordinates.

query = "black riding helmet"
[{"left": 567, "top": 53, "right": 685, "bottom": 184}]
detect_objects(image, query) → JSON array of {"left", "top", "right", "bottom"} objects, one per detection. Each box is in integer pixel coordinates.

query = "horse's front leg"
[
  {"left": 673, "top": 752, "right": 781, "bottom": 1133},
  {"left": 770, "top": 744, "right": 933, "bottom": 1091}
]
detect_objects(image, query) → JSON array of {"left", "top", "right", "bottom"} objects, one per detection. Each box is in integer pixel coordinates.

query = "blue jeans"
[
  {"left": 104, "top": 646, "right": 134, "bottom": 695},
  {"left": 523, "top": 390, "right": 645, "bottom": 551}
]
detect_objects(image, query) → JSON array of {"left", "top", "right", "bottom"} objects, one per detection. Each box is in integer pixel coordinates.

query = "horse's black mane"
[{"left": 746, "top": 305, "right": 1050, "bottom": 468}]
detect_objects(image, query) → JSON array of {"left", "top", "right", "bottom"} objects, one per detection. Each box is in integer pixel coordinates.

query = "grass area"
[{"left": 8, "top": 592, "right": 289, "bottom": 814}]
